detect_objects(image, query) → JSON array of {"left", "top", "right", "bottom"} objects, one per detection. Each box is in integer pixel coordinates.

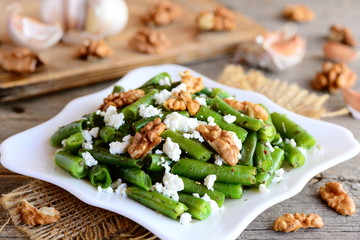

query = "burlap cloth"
[{"left": 0, "top": 64, "right": 347, "bottom": 240}]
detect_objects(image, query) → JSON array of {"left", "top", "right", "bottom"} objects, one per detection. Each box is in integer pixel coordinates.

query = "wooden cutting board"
[{"left": 0, "top": 0, "right": 265, "bottom": 102}]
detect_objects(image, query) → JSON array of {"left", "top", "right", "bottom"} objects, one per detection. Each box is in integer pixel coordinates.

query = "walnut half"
[
  {"left": 196, "top": 125, "right": 239, "bottom": 166},
  {"left": 129, "top": 28, "right": 171, "bottom": 54},
  {"left": 20, "top": 201, "right": 60, "bottom": 226},
  {"left": 319, "top": 181, "right": 356, "bottom": 215},
  {"left": 99, "top": 89, "right": 145, "bottom": 111},
  {"left": 224, "top": 99, "right": 268, "bottom": 121},
  {"left": 128, "top": 118, "right": 167, "bottom": 159},
  {"left": 282, "top": 4, "right": 315, "bottom": 22},
  {"left": 143, "top": 1, "right": 181, "bottom": 26},
  {"left": 180, "top": 70, "right": 204, "bottom": 94},
  {"left": 163, "top": 90, "right": 200, "bottom": 116},
  {"left": 78, "top": 39, "right": 113, "bottom": 60},
  {"left": 196, "top": 6, "right": 236, "bottom": 31},
  {"left": 273, "top": 213, "right": 323, "bottom": 232}
]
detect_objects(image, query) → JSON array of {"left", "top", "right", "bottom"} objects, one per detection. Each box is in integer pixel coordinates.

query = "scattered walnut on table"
[
  {"left": 20, "top": 200, "right": 60, "bottom": 226},
  {"left": 163, "top": 90, "right": 200, "bottom": 116},
  {"left": 311, "top": 61, "right": 356, "bottom": 93},
  {"left": 180, "top": 70, "right": 204, "bottom": 93},
  {"left": 196, "top": 6, "right": 236, "bottom": 31},
  {"left": 224, "top": 99, "right": 268, "bottom": 121},
  {"left": 282, "top": 4, "right": 315, "bottom": 22},
  {"left": 273, "top": 213, "right": 324, "bottom": 232},
  {"left": 129, "top": 28, "right": 171, "bottom": 54},
  {"left": 196, "top": 125, "right": 239, "bottom": 166},
  {"left": 0, "top": 47, "right": 45, "bottom": 74},
  {"left": 78, "top": 39, "right": 113, "bottom": 60},
  {"left": 319, "top": 181, "right": 356, "bottom": 215},
  {"left": 328, "top": 24, "right": 357, "bottom": 47},
  {"left": 128, "top": 118, "right": 167, "bottom": 159},
  {"left": 99, "top": 89, "right": 145, "bottom": 111},
  {"left": 143, "top": 1, "right": 181, "bottom": 26}
]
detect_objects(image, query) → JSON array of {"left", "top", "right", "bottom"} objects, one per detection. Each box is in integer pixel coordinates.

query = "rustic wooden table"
[{"left": 1, "top": 0, "right": 359, "bottom": 239}]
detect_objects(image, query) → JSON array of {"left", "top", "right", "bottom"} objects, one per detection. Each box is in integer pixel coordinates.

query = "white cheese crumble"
[
  {"left": 214, "top": 155, "right": 225, "bottom": 166},
  {"left": 153, "top": 83, "right": 188, "bottom": 105},
  {"left": 223, "top": 114, "right": 236, "bottom": 124},
  {"left": 111, "top": 178, "right": 128, "bottom": 196},
  {"left": 204, "top": 175, "right": 217, "bottom": 191},
  {"left": 97, "top": 186, "right": 113, "bottom": 194},
  {"left": 103, "top": 105, "right": 125, "bottom": 130},
  {"left": 201, "top": 193, "right": 220, "bottom": 214},
  {"left": 159, "top": 76, "right": 171, "bottom": 86},
  {"left": 82, "top": 152, "right": 98, "bottom": 167},
  {"left": 163, "top": 137, "right": 182, "bottom": 161},
  {"left": 89, "top": 127, "right": 99, "bottom": 138},
  {"left": 228, "top": 131, "right": 242, "bottom": 153},
  {"left": 172, "top": 83, "right": 187, "bottom": 92},
  {"left": 285, "top": 138, "right": 297, "bottom": 147},
  {"left": 179, "top": 212, "right": 192, "bottom": 225},
  {"left": 82, "top": 130, "right": 92, "bottom": 142},
  {"left": 207, "top": 116, "right": 216, "bottom": 126},
  {"left": 155, "top": 149, "right": 163, "bottom": 154},
  {"left": 273, "top": 168, "right": 285, "bottom": 183},
  {"left": 183, "top": 130, "right": 204, "bottom": 142},
  {"left": 164, "top": 112, "right": 202, "bottom": 133},
  {"left": 193, "top": 193, "right": 200, "bottom": 198},
  {"left": 82, "top": 141, "right": 93, "bottom": 150},
  {"left": 195, "top": 97, "right": 207, "bottom": 106},
  {"left": 265, "top": 141, "right": 275, "bottom": 152},
  {"left": 109, "top": 135, "right": 132, "bottom": 154},
  {"left": 259, "top": 183, "right": 270, "bottom": 193},
  {"left": 157, "top": 156, "right": 171, "bottom": 173},
  {"left": 154, "top": 173, "right": 184, "bottom": 201},
  {"left": 139, "top": 104, "right": 162, "bottom": 118}
]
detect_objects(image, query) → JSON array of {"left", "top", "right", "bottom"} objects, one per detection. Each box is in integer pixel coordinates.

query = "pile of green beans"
[{"left": 50, "top": 71, "right": 317, "bottom": 223}]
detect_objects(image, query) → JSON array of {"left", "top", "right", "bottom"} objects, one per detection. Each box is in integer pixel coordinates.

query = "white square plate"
[{"left": 1, "top": 64, "right": 359, "bottom": 240}]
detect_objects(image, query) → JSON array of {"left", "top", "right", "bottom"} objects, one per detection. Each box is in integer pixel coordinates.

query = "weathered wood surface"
[
  {"left": 1, "top": 0, "right": 360, "bottom": 239},
  {"left": 0, "top": 0, "right": 264, "bottom": 102}
]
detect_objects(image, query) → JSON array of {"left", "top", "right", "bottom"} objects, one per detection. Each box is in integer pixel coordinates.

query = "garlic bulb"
[
  {"left": 234, "top": 25, "right": 306, "bottom": 72},
  {"left": 41, "top": 0, "right": 128, "bottom": 38}
]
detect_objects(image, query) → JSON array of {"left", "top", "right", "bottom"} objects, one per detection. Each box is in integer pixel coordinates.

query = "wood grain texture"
[
  {"left": 0, "top": 0, "right": 264, "bottom": 102},
  {"left": 1, "top": 0, "right": 360, "bottom": 239}
]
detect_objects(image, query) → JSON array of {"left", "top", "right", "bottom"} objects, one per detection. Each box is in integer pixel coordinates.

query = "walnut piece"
[
  {"left": 78, "top": 39, "right": 113, "bottom": 60},
  {"left": 129, "top": 28, "right": 171, "bottom": 54},
  {"left": 311, "top": 62, "right": 356, "bottom": 93},
  {"left": 328, "top": 24, "right": 357, "bottom": 47},
  {"left": 0, "top": 47, "right": 44, "bottom": 74},
  {"left": 196, "top": 125, "right": 239, "bottom": 166},
  {"left": 143, "top": 1, "right": 181, "bottom": 26},
  {"left": 319, "top": 181, "right": 356, "bottom": 215},
  {"left": 163, "top": 90, "right": 200, "bottom": 116},
  {"left": 99, "top": 89, "right": 145, "bottom": 111},
  {"left": 128, "top": 118, "right": 167, "bottom": 159},
  {"left": 20, "top": 201, "right": 60, "bottom": 226},
  {"left": 224, "top": 99, "right": 268, "bottom": 121},
  {"left": 273, "top": 213, "right": 323, "bottom": 232},
  {"left": 282, "top": 4, "right": 315, "bottom": 22},
  {"left": 196, "top": 6, "right": 236, "bottom": 31},
  {"left": 180, "top": 70, "right": 204, "bottom": 93}
]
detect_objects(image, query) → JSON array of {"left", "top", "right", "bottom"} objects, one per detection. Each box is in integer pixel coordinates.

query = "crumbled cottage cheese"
[
  {"left": 111, "top": 178, "right": 128, "bottom": 196},
  {"left": 157, "top": 156, "right": 171, "bottom": 173},
  {"left": 155, "top": 149, "right": 163, "bottom": 154},
  {"left": 82, "top": 130, "right": 92, "bottom": 142},
  {"left": 228, "top": 131, "right": 242, "bottom": 160},
  {"left": 265, "top": 141, "right": 275, "bottom": 152},
  {"left": 97, "top": 186, "right": 113, "bottom": 194},
  {"left": 103, "top": 105, "right": 125, "bottom": 130},
  {"left": 89, "top": 127, "right": 99, "bottom": 138},
  {"left": 159, "top": 76, "right": 171, "bottom": 86},
  {"left": 81, "top": 128, "right": 99, "bottom": 150},
  {"left": 214, "top": 155, "right": 225, "bottom": 166},
  {"left": 195, "top": 97, "right": 207, "bottom": 106},
  {"left": 153, "top": 173, "right": 184, "bottom": 201},
  {"left": 273, "top": 168, "right": 285, "bottom": 183},
  {"left": 204, "top": 175, "right": 217, "bottom": 191},
  {"left": 164, "top": 112, "right": 202, "bottom": 133},
  {"left": 193, "top": 193, "right": 200, "bottom": 198},
  {"left": 183, "top": 130, "right": 204, "bottom": 142},
  {"left": 81, "top": 152, "right": 98, "bottom": 167},
  {"left": 223, "top": 114, "right": 236, "bottom": 124},
  {"left": 285, "top": 138, "right": 297, "bottom": 147},
  {"left": 180, "top": 212, "right": 192, "bottom": 225},
  {"left": 201, "top": 193, "right": 221, "bottom": 213},
  {"left": 82, "top": 141, "right": 93, "bottom": 150},
  {"left": 109, "top": 135, "right": 132, "bottom": 154},
  {"left": 259, "top": 183, "right": 270, "bottom": 193},
  {"left": 163, "top": 137, "right": 182, "bottom": 161},
  {"left": 207, "top": 116, "right": 216, "bottom": 126},
  {"left": 154, "top": 83, "right": 187, "bottom": 104},
  {"left": 139, "top": 104, "right": 162, "bottom": 118}
]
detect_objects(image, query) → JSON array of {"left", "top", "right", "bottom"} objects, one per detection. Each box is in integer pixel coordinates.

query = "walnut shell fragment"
[
  {"left": 128, "top": 118, "right": 167, "bottom": 159},
  {"left": 129, "top": 28, "right": 171, "bottom": 54},
  {"left": 273, "top": 213, "right": 323, "bottom": 232},
  {"left": 78, "top": 39, "right": 113, "bottom": 60},
  {"left": 99, "top": 89, "right": 145, "bottom": 111},
  {"left": 224, "top": 99, "right": 268, "bottom": 121},
  {"left": 319, "top": 181, "right": 356, "bottom": 215},
  {"left": 163, "top": 90, "right": 200, "bottom": 116},
  {"left": 196, "top": 6, "right": 236, "bottom": 31},
  {"left": 282, "top": 4, "right": 315, "bottom": 22},
  {"left": 20, "top": 200, "right": 60, "bottom": 226},
  {"left": 0, "top": 47, "right": 45, "bottom": 74},
  {"left": 196, "top": 125, "right": 239, "bottom": 166},
  {"left": 143, "top": 1, "right": 181, "bottom": 26}
]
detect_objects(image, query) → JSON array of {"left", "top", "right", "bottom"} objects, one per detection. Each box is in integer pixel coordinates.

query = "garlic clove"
[
  {"left": 85, "top": 0, "right": 129, "bottom": 37},
  {"left": 323, "top": 41, "right": 357, "bottom": 62},
  {"left": 7, "top": 13, "right": 63, "bottom": 51},
  {"left": 62, "top": 30, "right": 101, "bottom": 46},
  {"left": 40, "top": 0, "right": 65, "bottom": 29},
  {"left": 342, "top": 87, "right": 360, "bottom": 119},
  {"left": 64, "top": 0, "right": 87, "bottom": 31}
]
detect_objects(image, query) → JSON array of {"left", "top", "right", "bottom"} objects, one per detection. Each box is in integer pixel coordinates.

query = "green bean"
[
  {"left": 172, "top": 158, "right": 257, "bottom": 185},
  {"left": 161, "top": 130, "right": 213, "bottom": 162},
  {"left": 88, "top": 164, "right": 112, "bottom": 188},
  {"left": 210, "top": 96, "right": 264, "bottom": 131},
  {"left": 194, "top": 106, "right": 248, "bottom": 142},
  {"left": 113, "top": 122, "right": 135, "bottom": 140},
  {"left": 50, "top": 119, "right": 87, "bottom": 147},
  {"left": 257, "top": 104, "right": 276, "bottom": 142},
  {"left": 139, "top": 72, "right": 172, "bottom": 89},
  {"left": 271, "top": 133, "right": 283, "bottom": 145},
  {"left": 255, "top": 147, "right": 284, "bottom": 187},
  {"left": 179, "top": 176, "right": 225, "bottom": 207},
  {"left": 144, "top": 154, "right": 171, "bottom": 172},
  {"left": 271, "top": 112, "right": 316, "bottom": 149},
  {"left": 148, "top": 171, "right": 164, "bottom": 183},
  {"left": 112, "top": 85, "right": 125, "bottom": 93},
  {"left": 213, "top": 182, "right": 243, "bottom": 199},
  {"left": 194, "top": 87, "right": 212, "bottom": 97},
  {"left": 126, "top": 186, "right": 188, "bottom": 220},
  {"left": 210, "top": 88, "right": 233, "bottom": 99},
  {"left": 84, "top": 146, "right": 143, "bottom": 168},
  {"left": 239, "top": 131, "right": 257, "bottom": 166},
  {"left": 112, "top": 167, "right": 152, "bottom": 190},
  {"left": 280, "top": 142, "right": 305, "bottom": 168},
  {"left": 121, "top": 90, "right": 158, "bottom": 120},
  {"left": 82, "top": 112, "right": 104, "bottom": 128},
  {"left": 64, "top": 132, "right": 84, "bottom": 153},
  {"left": 99, "top": 126, "right": 116, "bottom": 143},
  {"left": 54, "top": 151, "right": 88, "bottom": 178},
  {"left": 254, "top": 141, "right": 273, "bottom": 172},
  {"left": 178, "top": 192, "right": 211, "bottom": 220}
]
